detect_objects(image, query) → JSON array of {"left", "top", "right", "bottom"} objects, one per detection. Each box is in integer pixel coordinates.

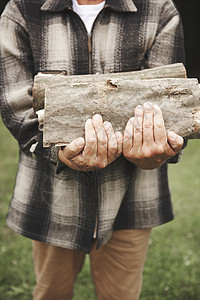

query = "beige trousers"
[{"left": 32, "top": 229, "right": 151, "bottom": 300}]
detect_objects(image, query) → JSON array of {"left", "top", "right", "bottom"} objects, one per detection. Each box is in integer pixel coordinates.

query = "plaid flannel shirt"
[{"left": 0, "top": 0, "right": 185, "bottom": 252}]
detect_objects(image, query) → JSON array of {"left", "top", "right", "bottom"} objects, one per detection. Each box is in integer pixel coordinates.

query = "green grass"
[
  {"left": 0, "top": 116, "right": 200, "bottom": 299},
  {"left": 140, "top": 139, "right": 200, "bottom": 300}
]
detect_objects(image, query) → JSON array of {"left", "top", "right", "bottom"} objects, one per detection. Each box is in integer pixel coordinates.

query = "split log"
[
  {"left": 42, "top": 77, "right": 200, "bottom": 147},
  {"left": 33, "top": 63, "right": 186, "bottom": 112},
  {"left": 32, "top": 63, "right": 200, "bottom": 146}
]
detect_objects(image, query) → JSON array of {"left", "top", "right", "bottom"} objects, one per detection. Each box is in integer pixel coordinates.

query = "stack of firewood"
[{"left": 32, "top": 63, "right": 200, "bottom": 147}]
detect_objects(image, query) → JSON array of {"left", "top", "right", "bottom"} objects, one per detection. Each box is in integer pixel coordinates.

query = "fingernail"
[
  {"left": 129, "top": 117, "right": 134, "bottom": 123},
  {"left": 93, "top": 114, "right": 102, "bottom": 121},
  {"left": 104, "top": 121, "right": 111, "bottom": 128},
  {"left": 153, "top": 104, "right": 160, "bottom": 111},
  {"left": 115, "top": 131, "right": 122, "bottom": 139},
  {"left": 168, "top": 131, "right": 176, "bottom": 140},
  {"left": 76, "top": 138, "right": 85, "bottom": 147},
  {"left": 144, "top": 102, "right": 152, "bottom": 108},
  {"left": 86, "top": 119, "right": 92, "bottom": 125}
]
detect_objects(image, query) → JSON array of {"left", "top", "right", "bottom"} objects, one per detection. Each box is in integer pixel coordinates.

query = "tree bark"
[
  {"left": 42, "top": 77, "right": 200, "bottom": 146},
  {"left": 33, "top": 63, "right": 187, "bottom": 112}
]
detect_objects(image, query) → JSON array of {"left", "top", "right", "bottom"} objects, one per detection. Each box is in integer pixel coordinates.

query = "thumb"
[
  {"left": 60, "top": 138, "right": 85, "bottom": 160},
  {"left": 167, "top": 131, "right": 183, "bottom": 153}
]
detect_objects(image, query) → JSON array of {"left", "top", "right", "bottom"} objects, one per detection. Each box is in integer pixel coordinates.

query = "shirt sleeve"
[
  {"left": 0, "top": 4, "right": 59, "bottom": 164},
  {"left": 143, "top": 0, "right": 185, "bottom": 68},
  {"left": 142, "top": 0, "right": 187, "bottom": 163}
]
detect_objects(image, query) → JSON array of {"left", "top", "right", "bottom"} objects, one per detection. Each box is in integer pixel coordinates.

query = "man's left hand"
[{"left": 123, "top": 102, "right": 183, "bottom": 170}]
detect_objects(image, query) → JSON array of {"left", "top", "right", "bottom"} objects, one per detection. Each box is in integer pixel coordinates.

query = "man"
[{"left": 0, "top": 0, "right": 184, "bottom": 299}]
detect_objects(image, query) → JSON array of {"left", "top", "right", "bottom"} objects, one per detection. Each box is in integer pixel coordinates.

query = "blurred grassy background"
[{"left": 0, "top": 116, "right": 200, "bottom": 300}]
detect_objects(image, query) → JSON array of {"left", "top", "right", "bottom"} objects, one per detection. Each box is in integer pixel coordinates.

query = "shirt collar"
[
  {"left": 41, "top": 0, "right": 137, "bottom": 13},
  {"left": 105, "top": 0, "right": 137, "bottom": 12}
]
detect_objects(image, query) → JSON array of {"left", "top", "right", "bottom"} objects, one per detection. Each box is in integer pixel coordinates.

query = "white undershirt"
[{"left": 72, "top": 0, "right": 105, "bottom": 35}]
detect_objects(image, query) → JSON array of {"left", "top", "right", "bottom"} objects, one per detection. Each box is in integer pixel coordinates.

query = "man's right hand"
[{"left": 58, "top": 114, "right": 123, "bottom": 171}]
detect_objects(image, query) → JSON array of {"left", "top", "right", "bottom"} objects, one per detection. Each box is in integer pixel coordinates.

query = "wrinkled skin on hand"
[
  {"left": 59, "top": 103, "right": 183, "bottom": 171},
  {"left": 123, "top": 102, "right": 184, "bottom": 170},
  {"left": 59, "top": 114, "right": 123, "bottom": 171}
]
